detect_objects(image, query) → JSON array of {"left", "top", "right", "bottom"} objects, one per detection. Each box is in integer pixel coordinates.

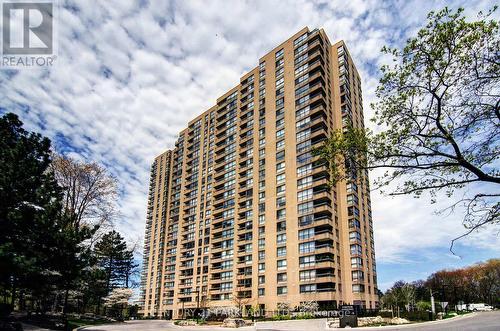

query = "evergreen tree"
[
  {"left": 93, "top": 230, "right": 136, "bottom": 312},
  {"left": 0, "top": 113, "right": 62, "bottom": 307},
  {"left": 0, "top": 113, "right": 93, "bottom": 313}
]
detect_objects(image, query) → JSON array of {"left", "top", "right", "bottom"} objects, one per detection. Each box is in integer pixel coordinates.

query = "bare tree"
[{"left": 50, "top": 154, "right": 118, "bottom": 236}]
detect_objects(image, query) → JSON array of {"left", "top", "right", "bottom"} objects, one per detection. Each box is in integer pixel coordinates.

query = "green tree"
[
  {"left": 94, "top": 230, "right": 136, "bottom": 312},
  {"left": 0, "top": 113, "right": 61, "bottom": 307},
  {"left": 314, "top": 7, "right": 499, "bottom": 250},
  {"left": 0, "top": 113, "right": 93, "bottom": 314}
]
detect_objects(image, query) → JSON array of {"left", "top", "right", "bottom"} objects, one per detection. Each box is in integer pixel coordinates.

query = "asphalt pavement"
[{"left": 81, "top": 311, "right": 500, "bottom": 331}]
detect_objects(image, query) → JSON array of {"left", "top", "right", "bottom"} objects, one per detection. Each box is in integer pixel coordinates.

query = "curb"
[{"left": 328, "top": 312, "right": 476, "bottom": 330}]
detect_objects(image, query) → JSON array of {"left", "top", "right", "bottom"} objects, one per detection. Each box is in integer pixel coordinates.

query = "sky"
[{"left": 0, "top": 0, "right": 498, "bottom": 291}]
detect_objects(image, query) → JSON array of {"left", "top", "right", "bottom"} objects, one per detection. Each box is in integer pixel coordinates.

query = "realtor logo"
[{"left": 2, "top": 1, "right": 53, "bottom": 55}]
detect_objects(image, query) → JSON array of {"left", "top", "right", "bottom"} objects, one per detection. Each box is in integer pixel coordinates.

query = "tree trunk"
[
  {"left": 11, "top": 278, "right": 17, "bottom": 310},
  {"left": 63, "top": 288, "right": 69, "bottom": 315},
  {"left": 96, "top": 296, "right": 101, "bottom": 315}
]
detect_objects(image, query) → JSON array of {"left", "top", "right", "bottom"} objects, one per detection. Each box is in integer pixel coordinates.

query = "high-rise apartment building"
[{"left": 139, "top": 27, "right": 378, "bottom": 319}]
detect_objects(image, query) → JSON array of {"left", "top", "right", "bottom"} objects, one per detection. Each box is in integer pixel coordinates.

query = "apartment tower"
[{"left": 139, "top": 27, "right": 378, "bottom": 319}]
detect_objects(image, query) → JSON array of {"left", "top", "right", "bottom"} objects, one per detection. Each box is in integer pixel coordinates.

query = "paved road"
[
  {"left": 367, "top": 311, "right": 500, "bottom": 331},
  {"left": 80, "top": 320, "right": 254, "bottom": 331},
  {"left": 82, "top": 311, "right": 500, "bottom": 331}
]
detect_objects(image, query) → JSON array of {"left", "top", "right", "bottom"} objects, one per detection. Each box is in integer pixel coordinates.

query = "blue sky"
[{"left": 0, "top": 0, "right": 498, "bottom": 291}]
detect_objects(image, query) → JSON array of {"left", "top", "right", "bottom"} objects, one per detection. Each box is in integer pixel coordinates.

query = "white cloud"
[{"left": 1, "top": 0, "right": 497, "bottom": 278}]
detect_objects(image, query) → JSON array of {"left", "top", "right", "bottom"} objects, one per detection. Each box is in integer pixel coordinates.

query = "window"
[
  {"left": 352, "top": 284, "right": 365, "bottom": 293},
  {"left": 221, "top": 271, "right": 233, "bottom": 280},
  {"left": 277, "top": 259, "right": 287, "bottom": 270},
  {"left": 275, "top": 48, "right": 284, "bottom": 59},
  {"left": 259, "top": 275, "right": 265, "bottom": 284},
  {"left": 347, "top": 182, "right": 358, "bottom": 193},
  {"left": 297, "top": 163, "right": 312, "bottom": 176},
  {"left": 297, "top": 201, "right": 313, "bottom": 215},
  {"left": 296, "top": 95, "right": 310, "bottom": 106},
  {"left": 299, "top": 241, "right": 315, "bottom": 253},
  {"left": 294, "top": 53, "right": 308, "bottom": 66},
  {"left": 300, "top": 284, "right": 317, "bottom": 293},
  {"left": 352, "top": 270, "right": 365, "bottom": 281},
  {"left": 296, "top": 117, "right": 310, "bottom": 130},
  {"left": 299, "top": 255, "right": 315, "bottom": 267},
  {"left": 297, "top": 189, "right": 313, "bottom": 202},
  {"left": 349, "top": 231, "right": 361, "bottom": 241},
  {"left": 276, "top": 173, "right": 285, "bottom": 184},
  {"left": 295, "top": 83, "right": 309, "bottom": 96},
  {"left": 296, "top": 129, "right": 311, "bottom": 142},
  {"left": 276, "top": 98, "right": 284, "bottom": 108},
  {"left": 351, "top": 257, "right": 363, "bottom": 268},
  {"left": 276, "top": 117, "right": 285, "bottom": 128},
  {"left": 295, "top": 42, "right": 308, "bottom": 56},
  {"left": 276, "top": 129, "right": 285, "bottom": 139},
  {"left": 276, "top": 58, "right": 284, "bottom": 68},
  {"left": 277, "top": 273, "right": 287, "bottom": 282},
  {"left": 276, "top": 196, "right": 286, "bottom": 208},
  {"left": 299, "top": 270, "right": 316, "bottom": 281},
  {"left": 294, "top": 33, "right": 308, "bottom": 46},
  {"left": 298, "top": 228, "right": 314, "bottom": 240},
  {"left": 295, "top": 73, "right": 309, "bottom": 85},
  {"left": 259, "top": 263, "right": 265, "bottom": 272},
  {"left": 276, "top": 162, "right": 285, "bottom": 172},
  {"left": 276, "top": 139, "right": 285, "bottom": 150},
  {"left": 297, "top": 152, "right": 312, "bottom": 165},
  {"left": 277, "top": 233, "right": 287, "bottom": 244},
  {"left": 277, "top": 246, "right": 287, "bottom": 257},
  {"left": 275, "top": 77, "right": 284, "bottom": 88},
  {"left": 275, "top": 67, "right": 284, "bottom": 78},
  {"left": 296, "top": 140, "right": 311, "bottom": 153},
  {"left": 350, "top": 244, "right": 362, "bottom": 255},
  {"left": 277, "top": 208, "right": 286, "bottom": 220},
  {"left": 297, "top": 176, "right": 313, "bottom": 189},
  {"left": 296, "top": 105, "right": 310, "bottom": 119},
  {"left": 258, "top": 215, "right": 265, "bottom": 224},
  {"left": 298, "top": 214, "right": 314, "bottom": 226},
  {"left": 295, "top": 63, "right": 308, "bottom": 76},
  {"left": 276, "top": 150, "right": 285, "bottom": 162},
  {"left": 258, "top": 288, "right": 265, "bottom": 296},
  {"left": 277, "top": 184, "right": 286, "bottom": 195},
  {"left": 277, "top": 286, "right": 288, "bottom": 295}
]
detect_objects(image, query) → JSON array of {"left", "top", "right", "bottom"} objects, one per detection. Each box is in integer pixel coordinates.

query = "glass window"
[
  {"left": 297, "top": 176, "right": 313, "bottom": 189},
  {"left": 276, "top": 128, "right": 285, "bottom": 139},
  {"left": 277, "top": 273, "right": 287, "bottom": 282},
  {"left": 299, "top": 241, "right": 315, "bottom": 253},
  {"left": 277, "top": 259, "right": 287, "bottom": 270},
  {"left": 298, "top": 228, "right": 314, "bottom": 240},
  {"left": 277, "top": 286, "right": 288, "bottom": 295},
  {"left": 299, "top": 270, "right": 316, "bottom": 281},
  {"left": 297, "top": 189, "right": 313, "bottom": 202}
]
